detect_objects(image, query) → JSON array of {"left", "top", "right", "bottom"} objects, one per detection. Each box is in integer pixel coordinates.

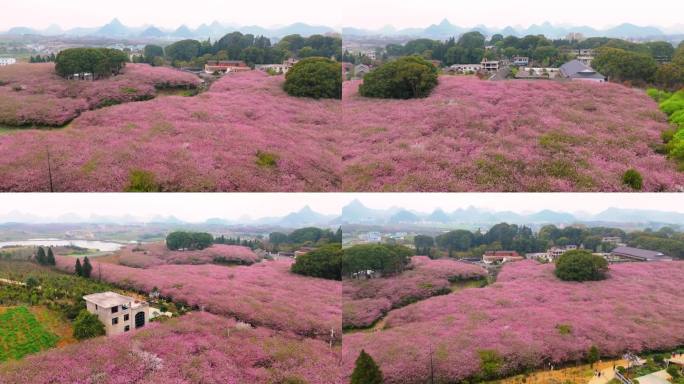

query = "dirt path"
[{"left": 494, "top": 359, "right": 627, "bottom": 384}]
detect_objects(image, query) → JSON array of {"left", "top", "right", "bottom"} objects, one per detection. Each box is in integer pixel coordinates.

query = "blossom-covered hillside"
[
  {"left": 111, "top": 242, "right": 261, "bottom": 268},
  {"left": 55, "top": 256, "right": 341, "bottom": 339},
  {"left": 0, "top": 63, "right": 200, "bottom": 126},
  {"left": 0, "top": 71, "right": 341, "bottom": 191},
  {"left": 342, "top": 260, "right": 684, "bottom": 383},
  {"left": 0, "top": 312, "right": 342, "bottom": 384},
  {"left": 342, "top": 77, "right": 684, "bottom": 191}
]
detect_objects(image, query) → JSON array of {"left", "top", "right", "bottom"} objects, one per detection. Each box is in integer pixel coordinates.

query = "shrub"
[
  {"left": 125, "top": 170, "right": 161, "bottom": 192},
  {"left": 350, "top": 350, "right": 383, "bottom": 384},
  {"left": 587, "top": 345, "right": 600, "bottom": 366},
  {"left": 255, "top": 150, "right": 279, "bottom": 168},
  {"left": 283, "top": 57, "right": 341, "bottom": 99},
  {"left": 660, "top": 91, "right": 684, "bottom": 116},
  {"left": 478, "top": 349, "right": 503, "bottom": 380},
  {"left": 647, "top": 88, "right": 673, "bottom": 103},
  {"left": 291, "top": 244, "right": 342, "bottom": 281},
  {"left": 667, "top": 365, "right": 681, "bottom": 378},
  {"left": 555, "top": 250, "right": 608, "bottom": 282},
  {"left": 359, "top": 56, "right": 439, "bottom": 99},
  {"left": 72, "top": 310, "right": 105, "bottom": 340},
  {"left": 622, "top": 169, "right": 643, "bottom": 190}
]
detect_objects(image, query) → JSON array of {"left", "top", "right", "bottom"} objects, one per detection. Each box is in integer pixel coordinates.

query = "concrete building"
[
  {"left": 482, "top": 251, "right": 525, "bottom": 265},
  {"left": 448, "top": 64, "right": 482, "bottom": 74},
  {"left": 610, "top": 246, "right": 673, "bottom": 262},
  {"left": 355, "top": 64, "right": 371, "bottom": 78},
  {"left": 512, "top": 57, "right": 529, "bottom": 66},
  {"left": 204, "top": 60, "right": 251, "bottom": 74},
  {"left": 0, "top": 57, "right": 17, "bottom": 66},
  {"left": 83, "top": 292, "right": 151, "bottom": 336},
  {"left": 481, "top": 59, "right": 500, "bottom": 72}
]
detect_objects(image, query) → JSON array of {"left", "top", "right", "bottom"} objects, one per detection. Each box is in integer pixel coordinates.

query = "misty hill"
[
  {"left": 339, "top": 201, "right": 684, "bottom": 226},
  {"left": 1, "top": 19, "right": 338, "bottom": 39}
]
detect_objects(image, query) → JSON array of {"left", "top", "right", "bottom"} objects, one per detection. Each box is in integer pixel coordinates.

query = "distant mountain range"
[
  {"left": 1, "top": 18, "right": 337, "bottom": 39},
  {"left": 339, "top": 200, "right": 684, "bottom": 226},
  {"left": 3, "top": 18, "right": 682, "bottom": 41},
  {"left": 0, "top": 205, "right": 339, "bottom": 228},
  {"left": 342, "top": 19, "right": 682, "bottom": 39}
]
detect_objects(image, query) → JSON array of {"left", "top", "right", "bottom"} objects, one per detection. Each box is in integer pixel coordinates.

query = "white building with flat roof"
[
  {"left": 0, "top": 58, "right": 17, "bottom": 66},
  {"left": 83, "top": 292, "right": 151, "bottom": 336}
]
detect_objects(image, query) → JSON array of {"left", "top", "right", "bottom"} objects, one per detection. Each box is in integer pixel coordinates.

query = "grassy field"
[{"left": 0, "top": 306, "right": 59, "bottom": 362}]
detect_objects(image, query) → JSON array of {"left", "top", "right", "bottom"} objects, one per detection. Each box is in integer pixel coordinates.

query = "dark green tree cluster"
[
  {"left": 592, "top": 47, "right": 658, "bottom": 85},
  {"left": 143, "top": 44, "right": 165, "bottom": 66},
  {"left": 74, "top": 257, "right": 93, "bottom": 278},
  {"left": 655, "top": 45, "right": 684, "bottom": 91},
  {"left": 156, "top": 32, "right": 341, "bottom": 68},
  {"left": 342, "top": 244, "right": 414, "bottom": 277},
  {"left": 554, "top": 250, "right": 609, "bottom": 282},
  {"left": 416, "top": 224, "right": 625, "bottom": 259},
  {"left": 270, "top": 227, "right": 341, "bottom": 247},
  {"left": 213, "top": 235, "right": 261, "bottom": 250},
  {"left": 627, "top": 227, "right": 684, "bottom": 259},
  {"left": 284, "top": 57, "right": 342, "bottom": 99},
  {"left": 29, "top": 53, "right": 56, "bottom": 63},
  {"left": 54, "top": 48, "right": 128, "bottom": 79},
  {"left": 359, "top": 56, "right": 438, "bottom": 99},
  {"left": 72, "top": 309, "right": 105, "bottom": 340},
  {"left": 34, "top": 247, "right": 56, "bottom": 266},
  {"left": 290, "top": 243, "right": 342, "bottom": 280},
  {"left": 166, "top": 231, "right": 214, "bottom": 251}
]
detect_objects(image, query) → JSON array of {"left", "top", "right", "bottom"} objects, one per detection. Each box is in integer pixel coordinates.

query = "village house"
[
  {"left": 610, "top": 246, "right": 673, "bottom": 262},
  {"left": 480, "top": 59, "right": 500, "bottom": 72},
  {"left": 0, "top": 57, "right": 17, "bottom": 66},
  {"left": 560, "top": 60, "right": 606, "bottom": 83},
  {"left": 294, "top": 247, "right": 315, "bottom": 258},
  {"left": 544, "top": 245, "right": 578, "bottom": 262},
  {"left": 354, "top": 64, "right": 371, "bottom": 78},
  {"left": 448, "top": 64, "right": 482, "bottom": 74},
  {"left": 512, "top": 56, "right": 529, "bottom": 66},
  {"left": 83, "top": 292, "right": 154, "bottom": 336},
  {"left": 515, "top": 67, "right": 561, "bottom": 80},
  {"left": 204, "top": 60, "right": 251, "bottom": 74},
  {"left": 601, "top": 236, "right": 624, "bottom": 245},
  {"left": 482, "top": 251, "right": 525, "bottom": 265}
]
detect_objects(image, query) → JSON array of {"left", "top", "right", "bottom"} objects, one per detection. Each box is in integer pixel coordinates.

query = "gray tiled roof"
[
  {"left": 611, "top": 246, "right": 667, "bottom": 260},
  {"left": 560, "top": 60, "right": 605, "bottom": 80}
]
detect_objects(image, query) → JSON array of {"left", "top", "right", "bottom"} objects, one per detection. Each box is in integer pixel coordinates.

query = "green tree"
[
  {"left": 165, "top": 39, "right": 201, "bottom": 63},
  {"left": 350, "top": 350, "right": 383, "bottom": 384},
  {"left": 269, "top": 232, "right": 289, "bottom": 247},
  {"left": 342, "top": 244, "right": 413, "bottom": 277},
  {"left": 82, "top": 257, "right": 93, "bottom": 278},
  {"left": 284, "top": 57, "right": 342, "bottom": 99},
  {"left": 359, "top": 56, "right": 438, "bottom": 99},
  {"left": 36, "top": 247, "right": 46, "bottom": 265},
  {"left": 24, "top": 276, "right": 39, "bottom": 290},
  {"left": 46, "top": 247, "right": 56, "bottom": 266},
  {"left": 291, "top": 244, "right": 342, "bottom": 280},
  {"left": 555, "top": 250, "right": 608, "bottom": 282},
  {"left": 143, "top": 44, "right": 164, "bottom": 65},
  {"left": 587, "top": 345, "right": 601, "bottom": 367},
  {"left": 414, "top": 235, "right": 435, "bottom": 256},
  {"left": 436, "top": 230, "right": 474, "bottom": 257},
  {"left": 75, "top": 258, "right": 83, "bottom": 277},
  {"left": 592, "top": 47, "right": 658, "bottom": 84},
  {"left": 73, "top": 309, "right": 105, "bottom": 340},
  {"left": 622, "top": 169, "right": 643, "bottom": 191}
]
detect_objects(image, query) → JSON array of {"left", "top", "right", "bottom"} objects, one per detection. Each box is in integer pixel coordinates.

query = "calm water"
[{"left": 0, "top": 238, "right": 124, "bottom": 252}]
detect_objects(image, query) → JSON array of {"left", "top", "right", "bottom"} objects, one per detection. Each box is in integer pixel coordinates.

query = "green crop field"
[{"left": 0, "top": 306, "right": 59, "bottom": 361}]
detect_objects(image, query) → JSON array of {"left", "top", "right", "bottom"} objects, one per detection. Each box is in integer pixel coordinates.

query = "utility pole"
[
  {"left": 330, "top": 328, "right": 335, "bottom": 349},
  {"left": 46, "top": 146, "right": 54, "bottom": 192}
]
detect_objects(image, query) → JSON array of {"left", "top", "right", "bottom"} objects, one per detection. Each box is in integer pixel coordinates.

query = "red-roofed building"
[{"left": 483, "top": 251, "right": 524, "bottom": 265}]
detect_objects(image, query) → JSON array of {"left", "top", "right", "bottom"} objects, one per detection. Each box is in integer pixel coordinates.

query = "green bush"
[
  {"left": 125, "top": 170, "right": 161, "bottom": 192},
  {"left": 622, "top": 169, "right": 643, "bottom": 190},
  {"left": 555, "top": 250, "right": 608, "bottom": 282},
  {"left": 359, "top": 56, "right": 439, "bottom": 99},
  {"left": 667, "top": 365, "right": 682, "bottom": 378},
  {"left": 647, "top": 88, "right": 673, "bottom": 103},
  {"left": 350, "top": 350, "right": 383, "bottom": 384},
  {"left": 660, "top": 91, "right": 684, "bottom": 116},
  {"left": 72, "top": 309, "right": 105, "bottom": 340},
  {"left": 291, "top": 244, "right": 342, "bottom": 281},
  {"left": 283, "top": 57, "right": 342, "bottom": 99}
]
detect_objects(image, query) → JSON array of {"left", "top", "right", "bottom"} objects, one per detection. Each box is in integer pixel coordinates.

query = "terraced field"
[{"left": 0, "top": 306, "right": 58, "bottom": 361}]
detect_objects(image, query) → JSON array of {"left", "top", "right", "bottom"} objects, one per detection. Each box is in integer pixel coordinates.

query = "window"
[
  {"left": 112, "top": 317, "right": 118, "bottom": 325},
  {"left": 111, "top": 306, "right": 119, "bottom": 314},
  {"left": 124, "top": 314, "right": 129, "bottom": 321},
  {"left": 124, "top": 325, "right": 130, "bottom": 332}
]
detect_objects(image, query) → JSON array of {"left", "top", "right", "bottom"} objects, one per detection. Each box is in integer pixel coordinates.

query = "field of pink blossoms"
[
  {"left": 0, "top": 312, "right": 342, "bottom": 384},
  {"left": 55, "top": 256, "right": 341, "bottom": 339},
  {"left": 114, "top": 242, "right": 261, "bottom": 268},
  {"left": 0, "top": 71, "right": 341, "bottom": 191},
  {"left": 342, "top": 260, "right": 684, "bottom": 383},
  {"left": 343, "top": 256, "right": 486, "bottom": 328},
  {"left": 0, "top": 63, "right": 199, "bottom": 126},
  {"left": 342, "top": 77, "right": 684, "bottom": 191}
]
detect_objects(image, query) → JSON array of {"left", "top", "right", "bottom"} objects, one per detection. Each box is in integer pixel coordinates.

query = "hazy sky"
[
  {"left": 0, "top": 194, "right": 348, "bottom": 222},
  {"left": 0, "top": 194, "right": 682, "bottom": 223},
  {"left": 2, "top": 0, "right": 682, "bottom": 30}
]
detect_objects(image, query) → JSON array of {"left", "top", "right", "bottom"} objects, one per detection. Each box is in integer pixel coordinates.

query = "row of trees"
[
  {"left": 29, "top": 54, "right": 56, "bottom": 63},
  {"left": 290, "top": 243, "right": 342, "bottom": 280},
  {"left": 213, "top": 235, "right": 261, "bottom": 250},
  {"left": 143, "top": 32, "right": 342, "bottom": 68},
  {"left": 74, "top": 257, "right": 93, "bottom": 278},
  {"left": 415, "top": 223, "right": 628, "bottom": 258},
  {"left": 165, "top": 231, "right": 214, "bottom": 251},
  {"left": 593, "top": 43, "right": 684, "bottom": 89},
  {"left": 269, "top": 227, "right": 342, "bottom": 249},
  {"left": 34, "top": 247, "right": 55, "bottom": 266},
  {"left": 342, "top": 244, "right": 414, "bottom": 278},
  {"left": 54, "top": 48, "right": 128, "bottom": 79}
]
